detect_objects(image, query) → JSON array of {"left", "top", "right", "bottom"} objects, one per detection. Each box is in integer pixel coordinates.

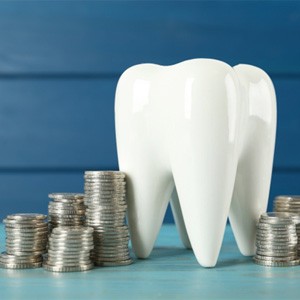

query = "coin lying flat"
[
  {"left": 44, "top": 225, "right": 94, "bottom": 273},
  {"left": 48, "top": 193, "right": 86, "bottom": 231},
  {"left": 274, "top": 195, "right": 300, "bottom": 256},
  {"left": 254, "top": 211, "right": 299, "bottom": 267},
  {"left": 84, "top": 170, "right": 132, "bottom": 267},
  {"left": 43, "top": 261, "right": 94, "bottom": 272},
  {"left": 253, "top": 257, "right": 300, "bottom": 267},
  {"left": 0, "top": 214, "right": 49, "bottom": 269}
]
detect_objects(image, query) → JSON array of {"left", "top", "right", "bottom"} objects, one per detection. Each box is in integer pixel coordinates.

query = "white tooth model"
[{"left": 115, "top": 59, "right": 276, "bottom": 267}]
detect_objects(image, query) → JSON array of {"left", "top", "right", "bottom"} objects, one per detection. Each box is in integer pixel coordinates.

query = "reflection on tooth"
[
  {"left": 115, "top": 59, "right": 276, "bottom": 267},
  {"left": 229, "top": 64, "right": 277, "bottom": 256}
]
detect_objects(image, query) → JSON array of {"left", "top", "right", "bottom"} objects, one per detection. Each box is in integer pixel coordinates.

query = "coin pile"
[
  {"left": 43, "top": 226, "right": 94, "bottom": 272},
  {"left": 254, "top": 212, "right": 300, "bottom": 267},
  {"left": 84, "top": 171, "right": 133, "bottom": 266},
  {"left": 274, "top": 195, "right": 300, "bottom": 214},
  {"left": 48, "top": 193, "right": 86, "bottom": 231},
  {"left": 274, "top": 195, "right": 300, "bottom": 256},
  {"left": 0, "top": 214, "right": 48, "bottom": 269}
]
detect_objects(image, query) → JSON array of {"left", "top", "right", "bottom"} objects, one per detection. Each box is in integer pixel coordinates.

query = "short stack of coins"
[
  {"left": 43, "top": 226, "right": 94, "bottom": 272},
  {"left": 0, "top": 214, "right": 48, "bottom": 269},
  {"left": 48, "top": 193, "right": 86, "bottom": 231},
  {"left": 84, "top": 171, "right": 133, "bottom": 266},
  {"left": 254, "top": 212, "right": 300, "bottom": 267},
  {"left": 274, "top": 195, "right": 300, "bottom": 256}
]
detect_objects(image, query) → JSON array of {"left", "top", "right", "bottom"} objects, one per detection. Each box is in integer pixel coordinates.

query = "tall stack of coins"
[
  {"left": 254, "top": 212, "right": 300, "bottom": 267},
  {"left": 0, "top": 214, "right": 48, "bottom": 269},
  {"left": 274, "top": 195, "right": 300, "bottom": 256},
  {"left": 43, "top": 226, "right": 94, "bottom": 272},
  {"left": 84, "top": 171, "right": 133, "bottom": 266},
  {"left": 48, "top": 193, "right": 86, "bottom": 231}
]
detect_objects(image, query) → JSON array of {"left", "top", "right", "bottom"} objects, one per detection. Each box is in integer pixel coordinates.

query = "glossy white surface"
[{"left": 115, "top": 59, "right": 276, "bottom": 267}]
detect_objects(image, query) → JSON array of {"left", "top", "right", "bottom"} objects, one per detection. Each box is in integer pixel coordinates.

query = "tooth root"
[
  {"left": 115, "top": 65, "right": 175, "bottom": 258},
  {"left": 125, "top": 167, "right": 174, "bottom": 258},
  {"left": 170, "top": 187, "right": 191, "bottom": 249},
  {"left": 229, "top": 65, "right": 277, "bottom": 256},
  {"left": 171, "top": 66, "right": 241, "bottom": 267}
]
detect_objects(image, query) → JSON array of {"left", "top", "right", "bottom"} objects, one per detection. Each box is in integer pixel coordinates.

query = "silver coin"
[
  {"left": 84, "top": 189, "right": 126, "bottom": 194},
  {"left": 256, "top": 233, "right": 298, "bottom": 240},
  {"left": 0, "top": 252, "right": 43, "bottom": 262},
  {"left": 256, "top": 245, "right": 297, "bottom": 251},
  {"left": 256, "top": 229, "right": 297, "bottom": 235},
  {"left": 49, "top": 235, "right": 93, "bottom": 240},
  {"left": 46, "top": 259, "right": 92, "bottom": 265},
  {"left": 49, "top": 193, "right": 84, "bottom": 199},
  {"left": 50, "top": 233, "right": 92, "bottom": 239},
  {"left": 95, "top": 259, "right": 133, "bottom": 267},
  {"left": 48, "top": 208, "right": 85, "bottom": 214},
  {"left": 0, "top": 261, "right": 43, "bottom": 269},
  {"left": 6, "top": 214, "right": 47, "bottom": 221},
  {"left": 4, "top": 220, "right": 47, "bottom": 227},
  {"left": 253, "top": 257, "right": 300, "bottom": 267},
  {"left": 6, "top": 241, "right": 47, "bottom": 247},
  {"left": 254, "top": 254, "right": 298, "bottom": 262},
  {"left": 6, "top": 229, "right": 49, "bottom": 235},
  {"left": 256, "top": 249, "right": 297, "bottom": 257},
  {"left": 0, "top": 257, "right": 43, "bottom": 264},
  {"left": 85, "top": 170, "right": 125, "bottom": 176},
  {"left": 5, "top": 223, "right": 48, "bottom": 230},
  {"left": 43, "top": 261, "right": 94, "bottom": 272},
  {"left": 84, "top": 182, "right": 126, "bottom": 187},
  {"left": 275, "top": 195, "right": 300, "bottom": 201},
  {"left": 48, "top": 240, "right": 93, "bottom": 246},
  {"left": 47, "top": 255, "right": 90, "bottom": 262},
  {"left": 85, "top": 191, "right": 126, "bottom": 196},
  {"left": 52, "top": 226, "right": 93, "bottom": 234},
  {"left": 256, "top": 223, "right": 296, "bottom": 231},
  {"left": 94, "top": 255, "right": 131, "bottom": 262}
]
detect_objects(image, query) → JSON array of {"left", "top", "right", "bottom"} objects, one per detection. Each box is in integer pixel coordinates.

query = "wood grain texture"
[{"left": 0, "top": 1, "right": 299, "bottom": 74}]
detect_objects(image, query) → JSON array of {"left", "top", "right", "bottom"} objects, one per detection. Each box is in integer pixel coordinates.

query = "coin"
[
  {"left": 0, "top": 213, "right": 49, "bottom": 269},
  {"left": 45, "top": 224, "right": 94, "bottom": 273},
  {"left": 95, "top": 259, "right": 133, "bottom": 267},
  {"left": 48, "top": 194, "right": 86, "bottom": 230},
  {"left": 253, "top": 257, "right": 300, "bottom": 267},
  {"left": 84, "top": 171, "right": 132, "bottom": 266},
  {"left": 0, "top": 261, "right": 43, "bottom": 269},
  {"left": 43, "top": 261, "right": 94, "bottom": 272},
  {"left": 6, "top": 214, "right": 47, "bottom": 221}
]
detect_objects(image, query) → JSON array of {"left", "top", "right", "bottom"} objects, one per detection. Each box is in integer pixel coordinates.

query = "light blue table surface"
[{"left": 0, "top": 224, "right": 299, "bottom": 300}]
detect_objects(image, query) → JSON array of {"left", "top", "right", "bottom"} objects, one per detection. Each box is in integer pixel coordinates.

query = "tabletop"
[{"left": 0, "top": 224, "right": 299, "bottom": 300}]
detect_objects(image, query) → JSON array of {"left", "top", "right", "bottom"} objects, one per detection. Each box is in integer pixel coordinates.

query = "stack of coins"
[
  {"left": 254, "top": 212, "right": 300, "bottom": 267},
  {"left": 84, "top": 171, "right": 133, "bottom": 266},
  {"left": 48, "top": 193, "right": 86, "bottom": 231},
  {"left": 0, "top": 214, "right": 48, "bottom": 269},
  {"left": 43, "top": 226, "right": 94, "bottom": 272},
  {"left": 274, "top": 195, "right": 300, "bottom": 256},
  {"left": 274, "top": 195, "right": 300, "bottom": 214}
]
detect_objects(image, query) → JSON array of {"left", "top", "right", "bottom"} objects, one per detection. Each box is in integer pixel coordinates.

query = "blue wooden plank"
[
  {"left": 1, "top": 224, "right": 300, "bottom": 299},
  {"left": 0, "top": 78, "right": 119, "bottom": 169},
  {"left": 0, "top": 1, "right": 299, "bottom": 74},
  {"left": 0, "top": 170, "right": 298, "bottom": 222},
  {"left": 0, "top": 77, "right": 298, "bottom": 169}
]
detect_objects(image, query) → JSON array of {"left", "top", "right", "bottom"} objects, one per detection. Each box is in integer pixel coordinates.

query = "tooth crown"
[{"left": 115, "top": 58, "right": 276, "bottom": 267}]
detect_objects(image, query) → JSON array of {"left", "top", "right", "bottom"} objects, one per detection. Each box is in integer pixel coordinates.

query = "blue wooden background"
[{"left": 0, "top": 1, "right": 299, "bottom": 222}]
